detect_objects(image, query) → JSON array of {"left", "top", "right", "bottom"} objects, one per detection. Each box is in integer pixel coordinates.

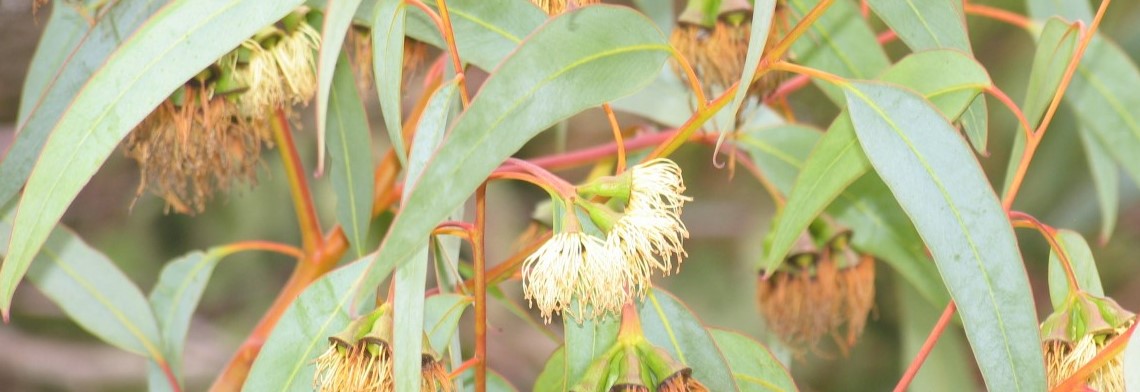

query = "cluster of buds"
[
  {"left": 313, "top": 305, "right": 452, "bottom": 391},
  {"left": 573, "top": 308, "right": 708, "bottom": 392},
  {"left": 530, "top": 0, "right": 601, "bottom": 16},
  {"left": 756, "top": 219, "right": 876, "bottom": 354},
  {"left": 523, "top": 159, "right": 692, "bottom": 323},
  {"left": 1040, "top": 291, "right": 1135, "bottom": 390},
  {"left": 670, "top": 0, "right": 788, "bottom": 98},
  {"left": 123, "top": 8, "right": 320, "bottom": 214}
]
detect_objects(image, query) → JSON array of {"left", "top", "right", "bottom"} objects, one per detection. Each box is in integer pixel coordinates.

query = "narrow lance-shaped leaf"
[
  {"left": 353, "top": 3, "right": 669, "bottom": 331},
  {"left": 534, "top": 347, "right": 567, "bottom": 392},
  {"left": 1125, "top": 328, "right": 1140, "bottom": 391},
  {"left": 1046, "top": 230, "right": 1104, "bottom": 310},
  {"left": 639, "top": 289, "right": 738, "bottom": 391},
  {"left": 709, "top": 329, "right": 797, "bottom": 392},
  {"left": 1001, "top": 18, "right": 1079, "bottom": 194},
  {"left": 1, "top": 0, "right": 167, "bottom": 210},
  {"left": 1078, "top": 127, "right": 1119, "bottom": 243},
  {"left": 729, "top": 0, "right": 777, "bottom": 117},
  {"left": 316, "top": 0, "right": 366, "bottom": 174},
  {"left": 866, "top": 0, "right": 970, "bottom": 52},
  {"left": 423, "top": 293, "right": 471, "bottom": 353},
  {"left": 844, "top": 81, "right": 1045, "bottom": 390},
  {"left": 0, "top": 221, "right": 163, "bottom": 361},
  {"left": 147, "top": 250, "right": 224, "bottom": 386},
  {"left": 761, "top": 50, "right": 989, "bottom": 276},
  {"left": 17, "top": 0, "right": 96, "bottom": 125},
  {"left": 0, "top": 0, "right": 307, "bottom": 319},
  {"left": 372, "top": 0, "right": 409, "bottom": 164},
  {"left": 243, "top": 254, "right": 388, "bottom": 391},
  {"left": 393, "top": 76, "right": 460, "bottom": 392},
  {"left": 787, "top": 0, "right": 889, "bottom": 104},
  {"left": 403, "top": 0, "right": 546, "bottom": 71},
  {"left": 327, "top": 53, "right": 375, "bottom": 258}
]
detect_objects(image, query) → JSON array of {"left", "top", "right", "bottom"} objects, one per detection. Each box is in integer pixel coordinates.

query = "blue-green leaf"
[
  {"left": 563, "top": 315, "right": 619, "bottom": 387},
  {"left": 844, "top": 81, "right": 1045, "bottom": 391},
  {"left": 0, "top": 221, "right": 163, "bottom": 361},
  {"left": 243, "top": 254, "right": 388, "bottom": 391},
  {"left": 709, "top": 329, "right": 796, "bottom": 392},
  {"left": 730, "top": 0, "right": 777, "bottom": 118},
  {"left": 534, "top": 347, "right": 567, "bottom": 392},
  {"left": 1, "top": 0, "right": 166, "bottom": 210},
  {"left": 787, "top": 0, "right": 889, "bottom": 104},
  {"left": 866, "top": 0, "right": 970, "bottom": 52},
  {"left": 639, "top": 289, "right": 738, "bottom": 391},
  {"left": 423, "top": 293, "right": 471, "bottom": 353},
  {"left": 317, "top": 0, "right": 366, "bottom": 174},
  {"left": 1046, "top": 229, "right": 1104, "bottom": 310},
  {"left": 17, "top": 0, "right": 96, "bottom": 125},
  {"left": 0, "top": 0, "right": 307, "bottom": 319},
  {"left": 372, "top": 0, "right": 408, "bottom": 164},
  {"left": 1078, "top": 127, "right": 1119, "bottom": 243},
  {"left": 1125, "top": 327, "right": 1140, "bottom": 391},
  {"left": 404, "top": 0, "right": 546, "bottom": 71},
  {"left": 761, "top": 50, "right": 989, "bottom": 276},
  {"left": 328, "top": 53, "right": 374, "bottom": 258},
  {"left": 147, "top": 250, "right": 223, "bottom": 386}
]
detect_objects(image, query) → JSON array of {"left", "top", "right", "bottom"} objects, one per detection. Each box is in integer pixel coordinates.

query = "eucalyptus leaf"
[
  {"left": 1, "top": 0, "right": 166, "bottom": 209},
  {"left": 709, "top": 329, "right": 796, "bottom": 392},
  {"left": 423, "top": 293, "right": 472, "bottom": 353},
  {"left": 243, "top": 255, "right": 387, "bottom": 391},
  {"left": 1046, "top": 230, "right": 1104, "bottom": 310},
  {"left": 1125, "top": 328, "right": 1140, "bottom": 391},
  {"left": 761, "top": 50, "right": 990, "bottom": 277},
  {"left": 1078, "top": 127, "right": 1119, "bottom": 243},
  {"left": 787, "top": 0, "right": 889, "bottom": 104},
  {"left": 17, "top": 0, "right": 93, "bottom": 125},
  {"left": 563, "top": 315, "right": 619, "bottom": 387},
  {"left": 0, "top": 0, "right": 307, "bottom": 319},
  {"left": 844, "top": 81, "right": 1045, "bottom": 391},
  {"left": 316, "top": 0, "right": 366, "bottom": 174},
  {"left": 372, "top": 0, "right": 408, "bottom": 164},
  {"left": 148, "top": 250, "right": 224, "bottom": 386},
  {"left": 328, "top": 54, "right": 375, "bottom": 258},
  {"left": 534, "top": 347, "right": 567, "bottom": 392},
  {"left": 404, "top": 0, "right": 546, "bottom": 71},
  {"left": 729, "top": 0, "right": 777, "bottom": 118},
  {"left": 0, "top": 222, "right": 163, "bottom": 361},
  {"left": 639, "top": 289, "right": 738, "bottom": 391},
  {"left": 865, "top": 0, "right": 970, "bottom": 52}
]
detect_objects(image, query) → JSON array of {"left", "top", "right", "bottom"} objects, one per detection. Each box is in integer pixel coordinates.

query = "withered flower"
[
  {"left": 670, "top": 0, "right": 789, "bottom": 98},
  {"left": 756, "top": 225, "right": 876, "bottom": 354}
]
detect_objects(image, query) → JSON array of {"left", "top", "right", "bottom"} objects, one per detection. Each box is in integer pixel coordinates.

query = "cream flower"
[
  {"left": 628, "top": 158, "right": 691, "bottom": 214},
  {"left": 523, "top": 232, "right": 626, "bottom": 323}
]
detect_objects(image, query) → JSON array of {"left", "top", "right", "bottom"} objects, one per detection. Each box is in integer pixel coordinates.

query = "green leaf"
[
  {"left": 844, "top": 81, "right": 1045, "bottom": 391},
  {"left": 372, "top": 0, "right": 409, "bottom": 164},
  {"left": 327, "top": 53, "right": 375, "bottom": 259},
  {"left": 0, "top": 221, "right": 163, "bottom": 361},
  {"left": 563, "top": 315, "right": 619, "bottom": 387},
  {"left": 147, "top": 250, "right": 223, "bottom": 386},
  {"left": 1126, "top": 328, "right": 1140, "bottom": 391},
  {"left": 243, "top": 254, "right": 388, "bottom": 391},
  {"left": 611, "top": 68, "right": 693, "bottom": 127},
  {"left": 960, "top": 96, "right": 989, "bottom": 154},
  {"left": 423, "top": 293, "right": 472, "bottom": 353},
  {"left": 404, "top": 0, "right": 546, "bottom": 71},
  {"left": 729, "top": 0, "right": 777, "bottom": 118},
  {"left": 866, "top": 0, "right": 970, "bottom": 52},
  {"left": 709, "top": 329, "right": 796, "bottom": 392},
  {"left": 1064, "top": 35, "right": 1140, "bottom": 198},
  {"left": 0, "top": 0, "right": 307, "bottom": 319},
  {"left": 1, "top": 0, "right": 166, "bottom": 210},
  {"left": 632, "top": 0, "right": 675, "bottom": 35},
  {"left": 317, "top": 0, "right": 366, "bottom": 174},
  {"left": 787, "top": 0, "right": 889, "bottom": 104},
  {"left": 392, "top": 75, "right": 462, "bottom": 392},
  {"left": 1046, "top": 230, "right": 1104, "bottom": 310},
  {"left": 898, "top": 281, "right": 977, "bottom": 391},
  {"left": 534, "top": 347, "right": 567, "bottom": 392},
  {"left": 17, "top": 1, "right": 91, "bottom": 125},
  {"left": 1078, "top": 127, "right": 1119, "bottom": 243},
  {"left": 639, "top": 289, "right": 738, "bottom": 391},
  {"left": 456, "top": 368, "right": 519, "bottom": 392},
  {"left": 1026, "top": 0, "right": 1093, "bottom": 22},
  {"left": 1001, "top": 18, "right": 1079, "bottom": 194},
  {"left": 356, "top": 2, "right": 669, "bottom": 346},
  {"left": 761, "top": 50, "right": 990, "bottom": 276}
]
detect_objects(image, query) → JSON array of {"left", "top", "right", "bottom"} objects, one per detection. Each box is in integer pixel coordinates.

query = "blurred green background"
[{"left": 3, "top": 0, "right": 1140, "bottom": 390}]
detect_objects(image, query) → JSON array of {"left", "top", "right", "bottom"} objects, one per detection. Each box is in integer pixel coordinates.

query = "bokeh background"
[{"left": 2, "top": 0, "right": 1140, "bottom": 390}]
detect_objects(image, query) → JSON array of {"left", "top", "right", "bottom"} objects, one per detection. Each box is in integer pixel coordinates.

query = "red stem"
[
  {"left": 273, "top": 109, "right": 323, "bottom": 255},
  {"left": 474, "top": 184, "right": 488, "bottom": 392},
  {"left": 894, "top": 302, "right": 957, "bottom": 392}
]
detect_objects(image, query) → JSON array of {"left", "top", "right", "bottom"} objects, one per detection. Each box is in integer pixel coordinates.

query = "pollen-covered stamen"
[
  {"left": 629, "top": 159, "right": 691, "bottom": 214},
  {"left": 273, "top": 23, "right": 320, "bottom": 106},
  {"left": 522, "top": 232, "right": 587, "bottom": 323},
  {"left": 576, "top": 240, "right": 629, "bottom": 321}
]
